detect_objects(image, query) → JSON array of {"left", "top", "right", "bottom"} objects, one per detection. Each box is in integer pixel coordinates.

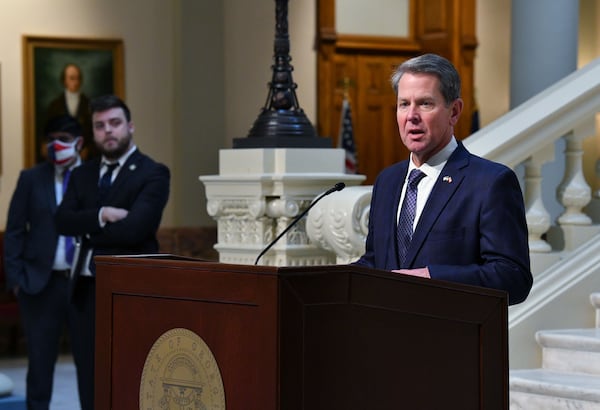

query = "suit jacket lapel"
[
  {"left": 43, "top": 164, "right": 58, "bottom": 213},
  {"left": 383, "top": 162, "right": 409, "bottom": 269},
  {"left": 405, "top": 143, "right": 470, "bottom": 267}
]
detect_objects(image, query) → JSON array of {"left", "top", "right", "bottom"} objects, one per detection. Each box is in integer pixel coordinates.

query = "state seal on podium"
[{"left": 139, "top": 328, "right": 226, "bottom": 409}]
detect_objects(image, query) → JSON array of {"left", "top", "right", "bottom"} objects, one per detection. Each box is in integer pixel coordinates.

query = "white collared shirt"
[
  {"left": 99, "top": 144, "right": 137, "bottom": 183},
  {"left": 65, "top": 90, "right": 80, "bottom": 117},
  {"left": 396, "top": 137, "right": 458, "bottom": 229}
]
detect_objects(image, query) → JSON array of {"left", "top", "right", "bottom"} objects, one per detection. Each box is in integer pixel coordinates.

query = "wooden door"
[{"left": 355, "top": 55, "right": 410, "bottom": 181}]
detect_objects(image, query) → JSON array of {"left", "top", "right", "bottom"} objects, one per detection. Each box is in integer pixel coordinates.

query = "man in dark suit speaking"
[
  {"left": 56, "top": 94, "right": 170, "bottom": 408},
  {"left": 353, "top": 54, "right": 532, "bottom": 305}
]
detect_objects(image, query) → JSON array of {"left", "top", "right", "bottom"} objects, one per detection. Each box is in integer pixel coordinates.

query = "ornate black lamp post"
[{"left": 233, "top": 0, "right": 331, "bottom": 148}]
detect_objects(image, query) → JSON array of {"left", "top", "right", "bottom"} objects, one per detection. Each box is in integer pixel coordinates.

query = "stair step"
[
  {"left": 510, "top": 369, "right": 600, "bottom": 408},
  {"left": 536, "top": 328, "right": 600, "bottom": 375}
]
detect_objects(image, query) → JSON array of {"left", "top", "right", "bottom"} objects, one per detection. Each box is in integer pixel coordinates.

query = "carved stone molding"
[
  {"left": 200, "top": 148, "right": 365, "bottom": 266},
  {"left": 307, "top": 186, "right": 372, "bottom": 264}
]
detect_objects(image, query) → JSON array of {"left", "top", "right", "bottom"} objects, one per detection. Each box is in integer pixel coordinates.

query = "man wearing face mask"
[{"left": 3, "top": 115, "right": 91, "bottom": 410}]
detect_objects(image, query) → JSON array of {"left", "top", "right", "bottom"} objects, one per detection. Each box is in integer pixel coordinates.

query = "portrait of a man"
[
  {"left": 45, "top": 63, "right": 96, "bottom": 159},
  {"left": 23, "top": 36, "right": 124, "bottom": 166}
]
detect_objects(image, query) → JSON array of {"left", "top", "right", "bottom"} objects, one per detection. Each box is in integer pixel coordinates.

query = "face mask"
[{"left": 47, "top": 139, "right": 79, "bottom": 166}]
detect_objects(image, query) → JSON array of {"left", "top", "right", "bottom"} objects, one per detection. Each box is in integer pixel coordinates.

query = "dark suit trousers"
[{"left": 18, "top": 273, "right": 95, "bottom": 410}]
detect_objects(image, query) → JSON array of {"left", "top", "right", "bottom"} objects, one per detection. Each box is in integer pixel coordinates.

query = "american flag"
[{"left": 338, "top": 98, "right": 358, "bottom": 174}]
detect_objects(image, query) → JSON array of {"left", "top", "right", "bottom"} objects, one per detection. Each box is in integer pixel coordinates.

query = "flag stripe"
[{"left": 338, "top": 98, "right": 358, "bottom": 174}]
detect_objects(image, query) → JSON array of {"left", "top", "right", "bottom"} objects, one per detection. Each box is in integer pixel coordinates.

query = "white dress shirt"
[{"left": 396, "top": 137, "right": 458, "bottom": 229}]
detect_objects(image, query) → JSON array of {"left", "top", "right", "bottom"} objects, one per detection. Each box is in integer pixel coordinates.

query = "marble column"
[
  {"left": 510, "top": 0, "right": 579, "bottom": 107},
  {"left": 510, "top": 0, "right": 580, "bottom": 229}
]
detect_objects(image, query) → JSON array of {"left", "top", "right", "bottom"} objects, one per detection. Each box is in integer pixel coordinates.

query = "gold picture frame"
[
  {"left": 0, "top": 62, "right": 3, "bottom": 175},
  {"left": 22, "top": 35, "right": 125, "bottom": 167}
]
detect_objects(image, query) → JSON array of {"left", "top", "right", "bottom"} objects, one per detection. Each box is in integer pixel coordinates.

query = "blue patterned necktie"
[
  {"left": 396, "top": 169, "right": 426, "bottom": 268},
  {"left": 62, "top": 168, "right": 74, "bottom": 265}
]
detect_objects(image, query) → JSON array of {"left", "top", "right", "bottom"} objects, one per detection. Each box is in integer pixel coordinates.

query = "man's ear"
[
  {"left": 75, "top": 136, "right": 84, "bottom": 151},
  {"left": 128, "top": 121, "right": 135, "bottom": 134},
  {"left": 449, "top": 98, "right": 464, "bottom": 126}
]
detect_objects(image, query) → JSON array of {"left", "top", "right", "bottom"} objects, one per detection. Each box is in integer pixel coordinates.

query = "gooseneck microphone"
[{"left": 254, "top": 182, "right": 346, "bottom": 265}]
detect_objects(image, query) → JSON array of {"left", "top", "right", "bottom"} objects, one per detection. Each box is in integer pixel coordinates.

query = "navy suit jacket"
[
  {"left": 354, "top": 142, "right": 532, "bottom": 305},
  {"left": 55, "top": 149, "right": 170, "bottom": 259},
  {"left": 4, "top": 162, "right": 61, "bottom": 294}
]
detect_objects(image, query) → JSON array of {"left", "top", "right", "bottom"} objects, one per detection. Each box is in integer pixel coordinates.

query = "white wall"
[
  {"left": 175, "top": 1, "right": 225, "bottom": 226},
  {"left": 475, "top": 0, "right": 511, "bottom": 127}
]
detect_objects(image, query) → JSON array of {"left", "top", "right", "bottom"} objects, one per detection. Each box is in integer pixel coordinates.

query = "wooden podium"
[{"left": 95, "top": 255, "right": 508, "bottom": 410}]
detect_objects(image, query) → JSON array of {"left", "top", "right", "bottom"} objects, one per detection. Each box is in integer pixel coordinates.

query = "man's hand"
[
  {"left": 392, "top": 267, "right": 431, "bottom": 278},
  {"left": 100, "top": 206, "right": 129, "bottom": 223}
]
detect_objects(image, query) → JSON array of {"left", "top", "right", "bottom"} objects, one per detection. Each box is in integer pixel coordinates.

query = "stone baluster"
[
  {"left": 553, "top": 119, "right": 600, "bottom": 253},
  {"left": 524, "top": 145, "right": 554, "bottom": 253},
  {"left": 556, "top": 121, "right": 594, "bottom": 226}
]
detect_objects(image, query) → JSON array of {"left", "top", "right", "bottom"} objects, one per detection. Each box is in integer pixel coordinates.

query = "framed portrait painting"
[
  {"left": 22, "top": 35, "right": 125, "bottom": 167},
  {"left": 0, "top": 62, "right": 2, "bottom": 175}
]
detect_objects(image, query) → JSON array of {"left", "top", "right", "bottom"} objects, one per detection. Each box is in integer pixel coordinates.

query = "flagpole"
[{"left": 342, "top": 77, "right": 351, "bottom": 101}]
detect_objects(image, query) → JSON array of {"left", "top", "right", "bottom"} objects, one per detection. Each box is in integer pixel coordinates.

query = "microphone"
[{"left": 254, "top": 182, "right": 346, "bottom": 265}]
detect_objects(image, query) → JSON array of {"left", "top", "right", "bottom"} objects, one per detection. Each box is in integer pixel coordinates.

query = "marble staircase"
[{"left": 510, "top": 293, "right": 600, "bottom": 409}]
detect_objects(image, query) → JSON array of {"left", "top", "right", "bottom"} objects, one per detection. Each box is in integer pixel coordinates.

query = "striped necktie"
[{"left": 396, "top": 169, "right": 426, "bottom": 268}]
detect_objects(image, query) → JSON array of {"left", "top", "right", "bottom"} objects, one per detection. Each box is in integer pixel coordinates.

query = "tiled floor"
[{"left": 0, "top": 355, "right": 79, "bottom": 410}]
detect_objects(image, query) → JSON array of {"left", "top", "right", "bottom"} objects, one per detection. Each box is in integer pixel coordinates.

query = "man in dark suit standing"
[
  {"left": 55, "top": 95, "right": 170, "bottom": 409},
  {"left": 354, "top": 54, "right": 532, "bottom": 305},
  {"left": 4, "top": 115, "right": 87, "bottom": 410}
]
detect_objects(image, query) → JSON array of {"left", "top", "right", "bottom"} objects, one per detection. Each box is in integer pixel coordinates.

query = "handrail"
[{"left": 464, "top": 57, "right": 600, "bottom": 168}]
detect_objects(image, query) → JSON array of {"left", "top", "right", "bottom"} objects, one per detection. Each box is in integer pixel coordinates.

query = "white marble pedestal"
[{"left": 200, "top": 148, "right": 365, "bottom": 266}]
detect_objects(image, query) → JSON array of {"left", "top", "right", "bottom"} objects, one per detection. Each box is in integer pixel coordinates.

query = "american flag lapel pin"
[{"left": 442, "top": 175, "right": 452, "bottom": 183}]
